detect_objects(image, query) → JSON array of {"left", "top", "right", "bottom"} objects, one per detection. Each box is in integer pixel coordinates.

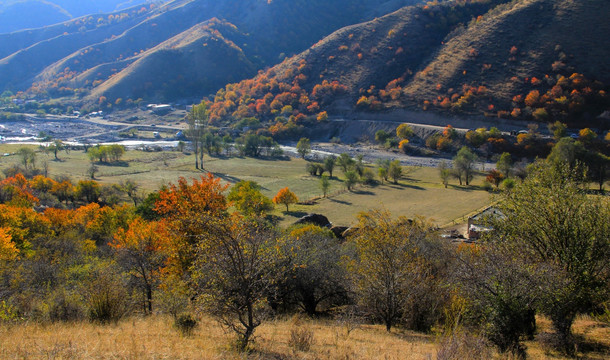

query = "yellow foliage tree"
[{"left": 0, "top": 227, "right": 18, "bottom": 261}]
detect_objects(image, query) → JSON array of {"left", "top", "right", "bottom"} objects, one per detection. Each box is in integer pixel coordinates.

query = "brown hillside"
[
  {"left": 402, "top": 0, "right": 610, "bottom": 124},
  {"left": 86, "top": 20, "right": 257, "bottom": 103},
  {"left": 208, "top": 0, "right": 609, "bottom": 128}
]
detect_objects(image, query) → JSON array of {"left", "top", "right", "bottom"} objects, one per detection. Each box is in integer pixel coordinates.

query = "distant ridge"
[
  {"left": 205, "top": 0, "right": 610, "bottom": 127},
  {"left": 0, "top": 0, "right": 420, "bottom": 104}
]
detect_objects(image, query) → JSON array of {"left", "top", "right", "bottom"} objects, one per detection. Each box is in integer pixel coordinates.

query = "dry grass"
[
  {"left": 0, "top": 315, "right": 607, "bottom": 359},
  {"left": 0, "top": 315, "right": 438, "bottom": 359}
]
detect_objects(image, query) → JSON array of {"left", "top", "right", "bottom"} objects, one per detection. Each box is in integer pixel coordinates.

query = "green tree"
[
  {"left": 276, "top": 225, "right": 349, "bottom": 316},
  {"left": 489, "top": 162, "right": 610, "bottom": 353},
  {"left": 337, "top": 153, "right": 355, "bottom": 174},
  {"left": 344, "top": 170, "right": 359, "bottom": 190},
  {"left": 296, "top": 137, "right": 311, "bottom": 159},
  {"left": 453, "top": 146, "right": 477, "bottom": 186},
  {"left": 375, "top": 130, "right": 391, "bottom": 144},
  {"left": 548, "top": 121, "right": 567, "bottom": 140},
  {"left": 49, "top": 140, "right": 64, "bottom": 160},
  {"left": 324, "top": 155, "right": 336, "bottom": 178},
  {"left": 547, "top": 137, "right": 586, "bottom": 169},
  {"left": 388, "top": 160, "right": 403, "bottom": 184},
  {"left": 16, "top": 147, "right": 36, "bottom": 170},
  {"left": 496, "top": 152, "right": 513, "bottom": 178},
  {"left": 228, "top": 181, "right": 273, "bottom": 216},
  {"left": 186, "top": 101, "right": 208, "bottom": 169},
  {"left": 76, "top": 180, "right": 100, "bottom": 203},
  {"left": 438, "top": 160, "right": 450, "bottom": 188},
  {"left": 320, "top": 175, "right": 331, "bottom": 197},
  {"left": 584, "top": 151, "right": 609, "bottom": 192}
]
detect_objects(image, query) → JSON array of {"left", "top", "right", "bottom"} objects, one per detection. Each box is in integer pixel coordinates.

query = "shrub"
[
  {"left": 47, "top": 290, "right": 85, "bottom": 322},
  {"left": 174, "top": 313, "right": 198, "bottom": 336},
  {"left": 85, "top": 270, "right": 130, "bottom": 324},
  {"left": 289, "top": 325, "right": 315, "bottom": 352}
]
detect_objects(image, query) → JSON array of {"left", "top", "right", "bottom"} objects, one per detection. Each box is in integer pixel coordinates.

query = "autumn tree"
[
  {"left": 0, "top": 227, "right": 18, "bottom": 261},
  {"left": 396, "top": 123, "right": 414, "bottom": 139},
  {"left": 154, "top": 174, "right": 228, "bottom": 275},
  {"left": 111, "top": 218, "right": 168, "bottom": 314},
  {"left": 348, "top": 210, "right": 438, "bottom": 332},
  {"left": 485, "top": 169, "right": 504, "bottom": 188},
  {"left": 296, "top": 137, "right": 311, "bottom": 159},
  {"left": 275, "top": 225, "right": 349, "bottom": 316},
  {"left": 227, "top": 180, "right": 273, "bottom": 216},
  {"left": 273, "top": 187, "right": 298, "bottom": 212},
  {"left": 192, "top": 219, "right": 277, "bottom": 351}
]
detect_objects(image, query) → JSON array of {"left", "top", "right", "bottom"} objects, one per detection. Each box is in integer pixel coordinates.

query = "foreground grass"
[
  {"left": 0, "top": 315, "right": 607, "bottom": 359},
  {"left": 0, "top": 145, "right": 491, "bottom": 226}
]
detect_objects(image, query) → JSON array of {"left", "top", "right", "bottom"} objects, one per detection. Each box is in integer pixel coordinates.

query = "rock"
[
  {"left": 294, "top": 213, "right": 331, "bottom": 228},
  {"left": 341, "top": 227, "right": 360, "bottom": 238},
  {"left": 330, "top": 225, "right": 349, "bottom": 239}
]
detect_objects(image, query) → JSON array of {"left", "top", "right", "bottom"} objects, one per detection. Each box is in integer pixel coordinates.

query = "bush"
[
  {"left": 289, "top": 325, "right": 315, "bottom": 352},
  {"left": 47, "top": 290, "right": 85, "bottom": 322},
  {"left": 85, "top": 270, "right": 130, "bottom": 324},
  {"left": 174, "top": 313, "right": 198, "bottom": 336},
  {"left": 306, "top": 162, "right": 318, "bottom": 176},
  {"left": 361, "top": 168, "right": 377, "bottom": 185}
]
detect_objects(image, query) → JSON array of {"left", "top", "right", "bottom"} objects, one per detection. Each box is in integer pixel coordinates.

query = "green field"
[{"left": 0, "top": 144, "right": 492, "bottom": 227}]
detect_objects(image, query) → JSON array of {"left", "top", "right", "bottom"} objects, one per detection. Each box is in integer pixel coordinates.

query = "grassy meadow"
[
  {"left": 0, "top": 144, "right": 492, "bottom": 227},
  {"left": 0, "top": 314, "right": 607, "bottom": 359}
]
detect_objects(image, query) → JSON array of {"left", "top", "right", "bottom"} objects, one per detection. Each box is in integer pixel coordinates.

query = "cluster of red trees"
[{"left": 206, "top": 60, "right": 346, "bottom": 130}]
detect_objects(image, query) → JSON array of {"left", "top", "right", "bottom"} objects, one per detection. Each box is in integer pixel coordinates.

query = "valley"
[{"left": 0, "top": 1, "right": 608, "bottom": 359}]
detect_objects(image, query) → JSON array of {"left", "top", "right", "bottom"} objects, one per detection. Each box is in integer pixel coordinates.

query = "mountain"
[
  {"left": 206, "top": 0, "right": 610, "bottom": 128},
  {"left": 0, "top": 0, "right": 149, "bottom": 34},
  {"left": 0, "top": 0, "right": 421, "bottom": 104}
]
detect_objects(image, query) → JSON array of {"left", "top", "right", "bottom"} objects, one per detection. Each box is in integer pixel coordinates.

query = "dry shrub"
[
  {"left": 84, "top": 270, "right": 130, "bottom": 323},
  {"left": 288, "top": 315, "right": 315, "bottom": 352},
  {"left": 436, "top": 332, "right": 492, "bottom": 360},
  {"left": 289, "top": 326, "right": 315, "bottom": 352},
  {"left": 174, "top": 313, "right": 198, "bottom": 336}
]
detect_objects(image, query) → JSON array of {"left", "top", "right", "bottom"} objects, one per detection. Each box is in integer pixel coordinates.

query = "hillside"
[
  {"left": 0, "top": 0, "right": 421, "bottom": 104},
  {"left": 206, "top": 0, "right": 610, "bottom": 129},
  {"left": 0, "top": 0, "right": 149, "bottom": 34}
]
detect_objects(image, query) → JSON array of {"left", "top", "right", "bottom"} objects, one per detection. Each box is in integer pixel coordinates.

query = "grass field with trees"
[{"left": 0, "top": 141, "right": 607, "bottom": 360}]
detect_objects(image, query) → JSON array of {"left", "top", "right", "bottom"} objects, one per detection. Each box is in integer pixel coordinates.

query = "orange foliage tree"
[
  {"left": 111, "top": 218, "right": 169, "bottom": 314},
  {"left": 273, "top": 187, "right": 298, "bottom": 212},
  {"left": 154, "top": 174, "right": 229, "bottom": 275}
]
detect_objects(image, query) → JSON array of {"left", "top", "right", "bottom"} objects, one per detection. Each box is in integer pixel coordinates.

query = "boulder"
[
  {"left": 330, "top": 225, "right": 349, "bottom": 239},
  {"left": 294, "top": 213, "right": 331, "bottom": 228}
]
